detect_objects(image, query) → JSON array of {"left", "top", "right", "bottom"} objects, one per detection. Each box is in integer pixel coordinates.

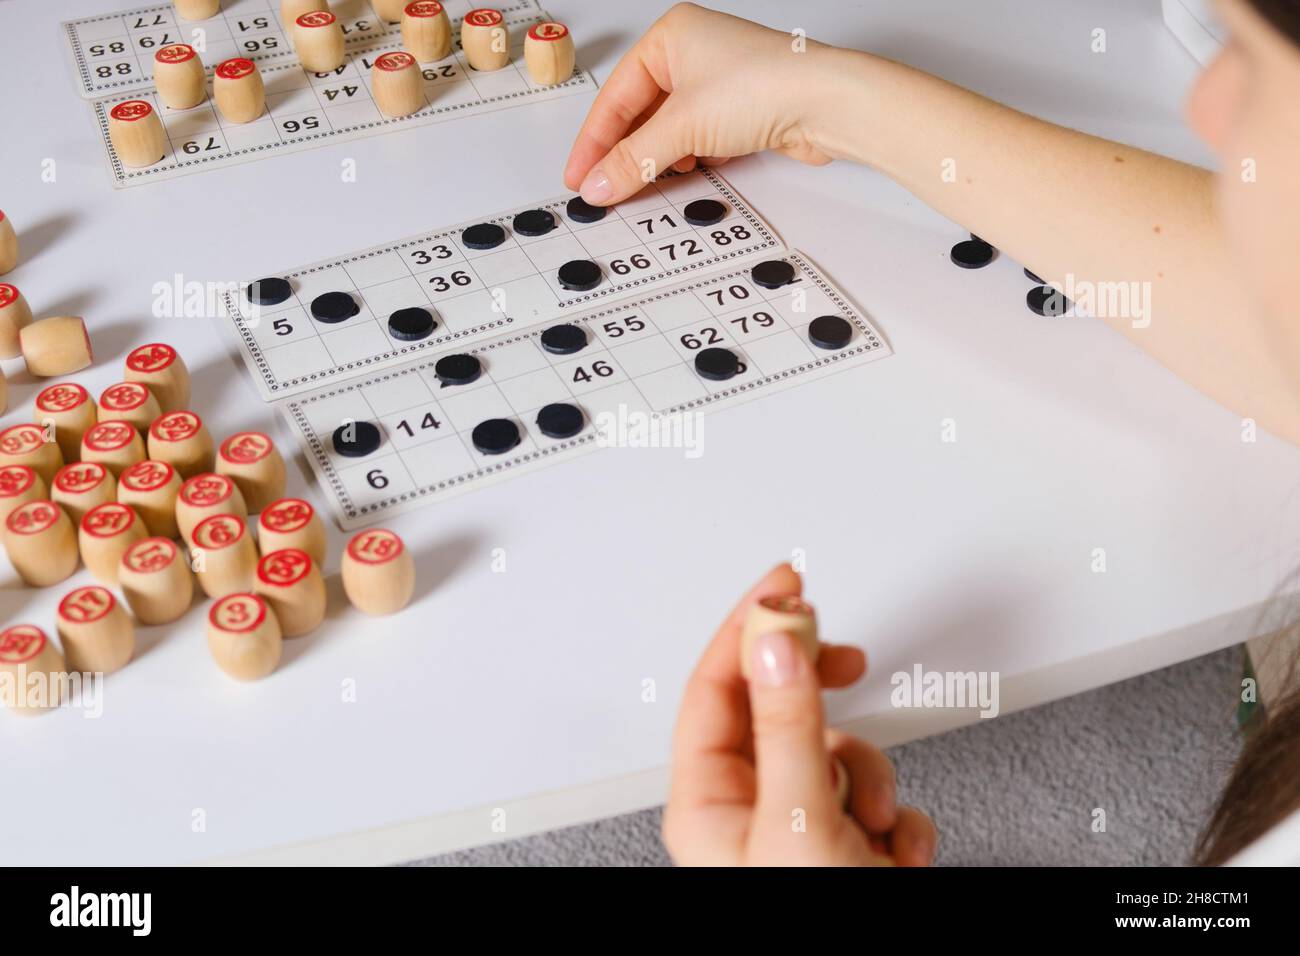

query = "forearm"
[{"left": 809, "top": 47, "right": 1300, "bottom": 446}]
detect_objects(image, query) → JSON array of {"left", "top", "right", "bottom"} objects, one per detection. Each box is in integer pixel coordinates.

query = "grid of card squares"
[
  {"left": 223, "top": 168, "right": 782, "bottom": 399},
  {"left": 283, "top": 252, "right": 892, "bottom": 528},
  {"left": 89, "top": 6, "right": 593, "bottom": 187},
  {"left": 62, "top": 0, "right": 540, "bottom": 98}
]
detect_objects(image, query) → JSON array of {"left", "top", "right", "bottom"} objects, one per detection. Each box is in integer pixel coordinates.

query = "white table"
[{"left": 3, "top": 0, "right": 1295, "bottom": 866}]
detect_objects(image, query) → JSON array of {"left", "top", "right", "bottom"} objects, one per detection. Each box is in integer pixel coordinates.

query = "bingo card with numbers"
[
  {"left": 222, "top": 168, "right": 783, "bottom": 400},
  {"left": 64, "top": 0, "right": 595, "bottom": 187},
  {"left": 212, "top": 167, "right": 892, "bottom": 528},
  {"left": 281, "top": 251, "right": 890, "bottom": 528},
  {"left": 62, "top": 0, "right": 540, "bottom": 98}
]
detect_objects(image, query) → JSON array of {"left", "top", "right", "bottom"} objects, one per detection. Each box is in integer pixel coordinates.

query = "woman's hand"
[
  {"left": 563, "top": 3, "right": 839, "bottom": 205},
  {"left": 662, "top": 563, "right": 937, "bottom": 866}
]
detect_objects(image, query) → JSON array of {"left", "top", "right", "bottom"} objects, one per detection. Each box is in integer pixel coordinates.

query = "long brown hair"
[
  {"left": 1192, "top": 0, "right": 1300, "bottom": 866},
  {"left": 1197, "top": 685, "right": 1300, "bottom": 864},
  {"left": 1247, "top": 0, "right": 1300, "bottom": 40}
]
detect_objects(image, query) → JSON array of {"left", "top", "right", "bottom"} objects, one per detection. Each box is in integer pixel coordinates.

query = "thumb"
[
  {"left": 747, "top": 631, "right": 835, "bottom": 828},
  {"left": 577, "top": 99, "right": 693, "bottom": 206}
]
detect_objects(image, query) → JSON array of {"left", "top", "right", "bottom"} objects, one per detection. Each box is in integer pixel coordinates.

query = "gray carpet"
[{"left": 407, "top": 647, "right": 1245, "bottom": 866}]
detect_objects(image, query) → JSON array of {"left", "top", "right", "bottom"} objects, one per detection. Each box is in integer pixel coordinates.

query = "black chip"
[
  {"left": 462, "top": 223, "right": 506, "bottom": 250},
  {"left": 388, "top": 307, "right": 437, "bottom": 341},
  {"left": 683, "top": 198, "right": 726, "bottom": 226},
  {"left": 513, "top": 209, "right": 557, "bottom": 237},
  {"left": 310, "top": 291, "right": 360, "bottom": 324},
  {"left": 332, "top": 420, "right": 381, "bottom": 458},
  {"left": 950, "top": 239, "right": 995, "bottom": 269},
  {"left": 565, "top": 196, "right": 607, "bottom": 223},
  {"left": 471, "top": 418, "right": 520, "bottom": 455},
  {"left": 751, "top": 260, "right": 795, "bottom": 290},
  {"left": 1024, "top": 267, "right": 1045, "bottom": 284},
  {"left": 536, "top": 402, "right": 584, "bottom": 439},
  {"left": 433, "top": 353, "right": 481, "bottom": 386},
  {"left": 694, "top": 347, "right": 740, "bottom": 381},
  {"left": 1026, "top": 285, "right": 1071, "bottom": 317},
  {"left": 557, "top": 259, "right": 602, "bottom": 292},
  {"left": 246, "top": 277, "right": 291, "bottom": 306},
  {"left": 540, "top": 323, "right": 587, "bottom": 354},
  {"left": 808, "top": 315, "right": 853, "bottom": 350}
]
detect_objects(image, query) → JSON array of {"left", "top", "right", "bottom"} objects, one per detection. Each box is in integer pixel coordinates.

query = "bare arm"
[
  {"left": 822, "top": 50, "right": 1295, "bottom": 444},
  {"left": 566, "top": 4, "right": 1299, "bottom": 445}
]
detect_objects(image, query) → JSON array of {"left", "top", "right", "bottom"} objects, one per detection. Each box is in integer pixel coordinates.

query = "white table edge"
[{"left": 206, "top": 598, "right": 1254, "bottom": 866}]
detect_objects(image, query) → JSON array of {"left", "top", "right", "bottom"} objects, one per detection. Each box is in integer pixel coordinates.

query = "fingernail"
[
  {"left": 751, "top": 631, "right": 800, "bottom": 687},
  {"left": 906, "top": 828, "right": 934, "bottom": 863},
  {"left": 579, "top": 167, "right": 613, "bottom": 204},
  {"left": 871, "top": 778, "right": 895, "bottom": 815}
]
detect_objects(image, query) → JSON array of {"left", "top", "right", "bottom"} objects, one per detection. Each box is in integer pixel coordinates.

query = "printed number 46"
[{"left": 573, "top": 361, "right": 614, "bottom": 383}]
